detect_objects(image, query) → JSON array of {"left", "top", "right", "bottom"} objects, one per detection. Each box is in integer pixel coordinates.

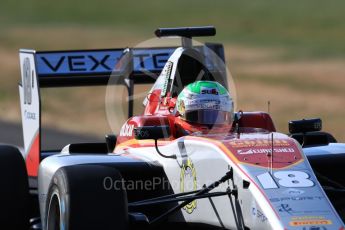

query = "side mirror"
[
  {"left": 289, "top": 118, "right": 322, "bottom": 134},
  {"left": 134, "top": 126, "right": 171, "bottom": 140}
]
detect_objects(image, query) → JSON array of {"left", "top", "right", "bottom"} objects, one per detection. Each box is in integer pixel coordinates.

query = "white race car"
[{"left": 1, "top": 26, "right": 344, "bottom": 230}]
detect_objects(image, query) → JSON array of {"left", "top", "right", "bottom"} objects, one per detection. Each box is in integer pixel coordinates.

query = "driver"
[{"left": 174, "top": 81, "right": 234, "bottom": 136}]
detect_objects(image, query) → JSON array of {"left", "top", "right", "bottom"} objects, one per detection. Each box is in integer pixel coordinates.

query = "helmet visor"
[{"left": 184, "top": 110, "right": 232, "bottom": 125}]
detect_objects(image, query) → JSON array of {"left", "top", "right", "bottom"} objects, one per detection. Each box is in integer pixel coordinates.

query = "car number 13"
[{"left": 257, "top": 171, "right": 314, "bottom": 189}]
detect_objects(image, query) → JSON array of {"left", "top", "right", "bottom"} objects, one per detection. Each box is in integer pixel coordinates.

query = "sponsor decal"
[
  {"left": 238, "top": 147, "right": 294, "bottom": 155},
  {"left": 180, "top": 158, "right": 197, "bottom": 214},
  {"left": 23, "top": 57, "right": 33, "bottom": 105},
  {"left": 302, "top": 226, "right": 328, "bottom": 230},
  {"left": 273, "top": 199, "right": 331, "bottom": 216},
  {"left": 289, "top": 219, "right": 332, "bottom": 226},
  {"left": 270, "top": 196, "right": 324, "bottom": 203},
  {"left": 187, "top": 99, "right": 221, "bottom": 105},
  {"left": 230, "top": 139, "right": 290, "bottom": 148},
  {"left": 162, "top": 61, "right": 173, "bottom": 77},
  {"left": 283, "top": 188, "right": 305, "bottom": 196},
  {"left": 133, "top": 50, "right": 170, "bottom": 70},
  {"left": 201, "top": 87, "right": 219, "bottom": 95},
  {"left": 120, "top": 124, "right": 134, "bottom": 137},
  {"left": 36, "top": 49, "right": 173, "bottom": 75},
  {"left": 252, "top": 207, "right": 268, "bottom": 223},
  {"left": 292, "top": 216, "right": 327, "bottom": 220},
  {"left": 134, "top": 129, "right": 150, "bottom": 139},
  {"left": 24, "top": 110, "right": 36, "bottom": 120},
  {"left": 278, "top": 204, "right": 294, "bottom": 215},
  {"left": 41, "top": 54, "right": 112, "bottom": 72},
  {"left": 161, "top": 61, "right": 173, "bottom": 96},
  {"left": 187, "top": 101, "right": 221, "bottom": 110}
]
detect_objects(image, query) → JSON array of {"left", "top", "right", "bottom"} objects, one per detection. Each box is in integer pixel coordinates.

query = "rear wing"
[
  {"left": 35, "top": 47, "right": 175, "bottom": 86},
  {"left": 18, "top": 43, "right": 225, "bottom": 176},
  {"left": 30, "top": 44, "right": 225, "bottom": 87}
]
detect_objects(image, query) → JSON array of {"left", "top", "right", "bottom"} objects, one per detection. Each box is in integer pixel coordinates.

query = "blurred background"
[{"left": 0, "top": 0, "right": 344, "bottom": 149}]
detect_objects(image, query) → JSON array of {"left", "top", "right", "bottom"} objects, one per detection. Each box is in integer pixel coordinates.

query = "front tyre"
[
  {"left": 46, "top": 165, "right": 128, "bottom": 230},
  {"left": 0, "top": 145, "right": 29, "bottom": 229}
]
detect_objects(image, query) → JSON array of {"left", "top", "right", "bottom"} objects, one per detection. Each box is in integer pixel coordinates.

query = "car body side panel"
[
  {"left": 39, "top": 133, "right": 345, "bottom": 229},
  {"left": 116, "top": 135, "right": 284, "bottom": 229},
  {"left": 115, "top": 133, "right": 344, "bottom": 229}
]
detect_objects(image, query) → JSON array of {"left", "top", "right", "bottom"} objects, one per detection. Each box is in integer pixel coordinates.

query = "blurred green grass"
[
  {"left": 1, "top": 0, "right": 345, "bottom": 58},
  {"left": 0, "top": 0, "right": 345, "bottom": 140},
  {"left": 240, "top": 74, "right": 345, "bottom": 96}
]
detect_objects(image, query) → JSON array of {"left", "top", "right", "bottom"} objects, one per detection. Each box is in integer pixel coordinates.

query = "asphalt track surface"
[{"left": 0, "top": 119, "right": 102, "bottom": 151}]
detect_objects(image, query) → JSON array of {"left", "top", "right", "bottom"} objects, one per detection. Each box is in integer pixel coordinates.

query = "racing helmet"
[{"left": 176, "top": 81, "right": 234, "bottom": 125}]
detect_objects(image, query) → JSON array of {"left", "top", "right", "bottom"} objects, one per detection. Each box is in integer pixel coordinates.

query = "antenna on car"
[
  {"left": 155, "top": 26, "right": 216, "bottom": 48},
  {"left": 267, "top": 100, "right": 271, "bottom": 114},
  {"left": 266, "top": 132, "right": 274, "bottom": 173},
  {"left": 270, "top": 133, "right": 274, "bottom": 174}
]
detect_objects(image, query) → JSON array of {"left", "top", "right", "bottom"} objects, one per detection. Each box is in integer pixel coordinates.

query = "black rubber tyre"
[
  {"left": 0, "top": 145, "right": 29, "bottom": 229},
  {"left": 46, "top": 164, "right": 128, "bottom": 230}
]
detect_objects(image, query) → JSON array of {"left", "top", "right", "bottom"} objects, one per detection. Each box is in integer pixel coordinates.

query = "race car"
[{"left": 0, "top": 26, "right": 344, "bottom": 230}]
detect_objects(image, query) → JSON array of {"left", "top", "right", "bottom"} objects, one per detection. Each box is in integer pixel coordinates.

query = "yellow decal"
[
  {"left": 230, "top": 139, "right": 290, "bottom": 148},
  {"left": 289, "top": 219, "right": 332, "bottom": 226},
  {"left": 180, "top": 158, "right": 197, "bottom": 214},
  {"left": 178, "top": 100, "right": 185, "bottom": 115}
]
